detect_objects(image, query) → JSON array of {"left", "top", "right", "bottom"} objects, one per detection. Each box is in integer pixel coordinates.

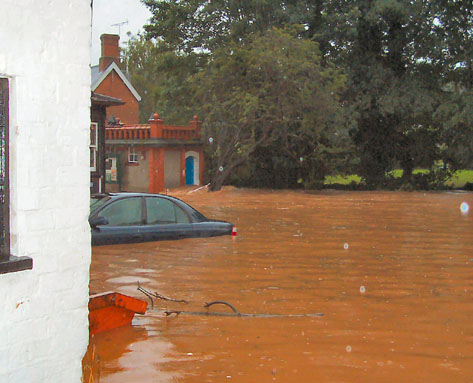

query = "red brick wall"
[{"left": 95, "top": 71, "right": 140, "bottom": 125}]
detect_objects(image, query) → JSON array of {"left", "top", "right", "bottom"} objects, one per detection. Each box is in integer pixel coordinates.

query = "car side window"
[
  {"left": 145, "top": 197, "right": 190, "bottom": 225},
  {"left": 98, "top": 197, "right": 142, "bottom": 226}
]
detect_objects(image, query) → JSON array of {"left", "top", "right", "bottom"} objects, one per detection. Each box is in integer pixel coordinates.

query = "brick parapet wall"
[{"left": 105, "top": 113, "right": 202, "bottom": 141}]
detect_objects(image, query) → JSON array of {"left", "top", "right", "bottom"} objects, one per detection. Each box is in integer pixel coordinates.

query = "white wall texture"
[{"left": 0, "top": 1, "right": 91, "bottom": 382}]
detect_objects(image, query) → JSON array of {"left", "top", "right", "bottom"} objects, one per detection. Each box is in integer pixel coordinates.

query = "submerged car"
[{"left": 90, "top": 192, "right": 234, "bottom": 246}]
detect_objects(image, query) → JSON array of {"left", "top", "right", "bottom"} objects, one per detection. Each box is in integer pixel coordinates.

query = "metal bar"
[{"left": 152, "top": 308, "right": 324, "bottom": 318}]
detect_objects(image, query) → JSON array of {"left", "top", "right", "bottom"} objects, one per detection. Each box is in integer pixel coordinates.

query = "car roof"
[
  {"left": 90, "top": 192, "right": 192, "bottom": 206},
  {"left": 92, "top": 192, "right": 174, "bottom": 199}
]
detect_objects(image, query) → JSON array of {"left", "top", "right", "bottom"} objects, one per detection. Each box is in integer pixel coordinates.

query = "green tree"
[
  {"left": 123, "top": 34, "right": 202, "bottom": 124},
  {"left": 315, "top": 0, "right": 447, "bottom": 186},
  {"left": 142, "top": 0, "right": 315, "bottom": 53},
  {"left": 194, "top": 28, "right": 345, "bottom": 191},
  {"left": 429, "top": 0, "right": 473, "bottom": 169},
  {"left": 138, "top": 0, "right": 472, "bottom": 189}
]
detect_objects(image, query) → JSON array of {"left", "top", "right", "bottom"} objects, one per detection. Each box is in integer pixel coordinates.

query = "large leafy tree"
[
  {"left": 142, "top": 0, "right": 316, "bottom": 53},
  {"left": 194, "top": 28, "right": 345, "bottom": 191},
  {"left": 136, "top": 0, "right": 473, "bottom": 189},
  {"left": 429, "top": 0, "right": 473, "bottom": 169},
  {"left": 317, "top": 0, "right": 473, "bottom": 186},
  {"left": 319, "top": 1, "right": 445, "bottom": 185}
]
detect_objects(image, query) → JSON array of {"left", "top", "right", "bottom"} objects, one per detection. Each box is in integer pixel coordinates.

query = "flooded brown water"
[{"left": 88, "top": 188, "right": 473, "bottom": 382}]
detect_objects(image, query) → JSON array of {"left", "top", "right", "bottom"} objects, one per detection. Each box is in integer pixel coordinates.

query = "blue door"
[{"left": 185, "top": 156, "right": 194, "bottom": 185}]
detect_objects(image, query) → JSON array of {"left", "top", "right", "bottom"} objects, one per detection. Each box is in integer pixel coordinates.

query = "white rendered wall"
[{"left": 0, "top": 1, "right": 91, "bottom": 382}]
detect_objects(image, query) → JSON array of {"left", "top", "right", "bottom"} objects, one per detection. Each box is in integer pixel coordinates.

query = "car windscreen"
[{"left": 90, "top": 196, "right": 111, "bottom": 212}]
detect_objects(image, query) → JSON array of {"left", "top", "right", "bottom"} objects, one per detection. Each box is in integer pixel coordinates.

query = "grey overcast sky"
[{"left": 91, "top": 0, "right": 151, "bottom": 66}]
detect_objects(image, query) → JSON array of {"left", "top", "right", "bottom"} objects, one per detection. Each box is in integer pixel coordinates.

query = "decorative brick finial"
[{"left": 149, "top": 112, "right": 163, "bottom": 138}]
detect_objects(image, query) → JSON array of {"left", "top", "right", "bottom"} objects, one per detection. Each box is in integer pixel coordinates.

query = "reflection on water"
[{"left": 89, "top": 189, "right": 473, "bottom": 382}]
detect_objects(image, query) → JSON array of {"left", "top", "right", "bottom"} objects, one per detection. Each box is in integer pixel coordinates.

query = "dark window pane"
[
  {"left": 90, "top": 196, "right": 110, "bottom": 212},
  {"left": 90, "top": 123, "right": 97, "bottom": 146},
  {"left": 175, "top": 204, "right": 190, "bottom": 223},
  {"left": 0, "top": 78, "right": 9, "bottom": 258},
  {"left": 146, "top": 198, "right": 190, "bottom": 225},
  {"left": 90, "top": 147, "right": 96, "bottom": 169},
  {"left": 98, "top": 197, "right": 142, "bottom": 226}
]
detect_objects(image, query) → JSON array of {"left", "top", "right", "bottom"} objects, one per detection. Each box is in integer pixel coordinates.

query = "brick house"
[
  {"left": 91, "top": 34, "right": 141, "bottom": 125},
  {"left": 105, "top": 113, "right": 205, "bottom": 193},
  {"left": 92, "top": 34, "right": 205, "bottom": 193}
]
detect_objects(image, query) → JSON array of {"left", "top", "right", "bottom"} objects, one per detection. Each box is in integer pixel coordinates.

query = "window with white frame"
[
  {"left": 0, "top": 77, "right": 32, "bottom": 273},
  {"left": 90, "top": 122, "right": 98, "bottom": 171},
  {"left": 128, "top": 146, "right": 138, "bottom": 163}
]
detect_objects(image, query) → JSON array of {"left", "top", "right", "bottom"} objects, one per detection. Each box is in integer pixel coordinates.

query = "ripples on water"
[{"left": 89, "top": 189, "right": 473, "bottom": 383}]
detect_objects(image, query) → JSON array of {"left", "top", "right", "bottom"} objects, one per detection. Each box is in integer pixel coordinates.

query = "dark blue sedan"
[{"left": 90, "top": 193, "right": 235, "bottom": 246}]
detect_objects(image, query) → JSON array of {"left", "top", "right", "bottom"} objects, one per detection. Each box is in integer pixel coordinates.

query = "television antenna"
[{"left": 111, "top": 20, "right": 129, "bottom": 37}]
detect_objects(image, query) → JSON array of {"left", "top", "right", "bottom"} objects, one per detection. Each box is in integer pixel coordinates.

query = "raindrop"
[
  {"left": 346, "top": 345, "right": 352, "bottom": 352},
  {"left": 460, "top": 202, "right": 469, "bottom": 214},
  {"left": 209, "top": 137, "right": 214, "bottom": 143},
  {"left": 344, "top": 243, "right": 349, "bottom": 250},
  {"left": 360, "top": 286, "right": 366, "bottom": 294},
  {"left": 219, "top": 166, "right": 224, "bottom": 172},
  {"left": 299, "top": 157, "right": 304, "bottom": 162}
]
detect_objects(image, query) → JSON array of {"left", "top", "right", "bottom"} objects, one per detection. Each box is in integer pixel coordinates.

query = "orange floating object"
[{"left": 88, "top": 292, "right": 148, "bottom": 335}]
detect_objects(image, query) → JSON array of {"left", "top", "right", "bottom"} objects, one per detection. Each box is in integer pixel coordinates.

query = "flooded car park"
[{"left": 88, "top": 188, "right": 473, "bottom": 382}]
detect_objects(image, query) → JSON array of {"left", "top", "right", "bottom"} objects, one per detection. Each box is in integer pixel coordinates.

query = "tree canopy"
[
  {"left": 124, "top": 0, "right": 473, "bottom": 190},
  {"left": 194, "top": 28, "right": 345, "bottom": 190}
]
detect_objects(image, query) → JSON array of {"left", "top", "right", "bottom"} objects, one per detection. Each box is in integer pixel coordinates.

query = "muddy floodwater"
[{"left": 88, "top": 189, "right": 473, "bottom": 382}]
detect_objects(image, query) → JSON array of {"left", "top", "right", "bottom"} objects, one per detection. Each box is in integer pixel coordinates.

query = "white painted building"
[{"left": 0, "top": 1, "right": 91, "bottom": 382}]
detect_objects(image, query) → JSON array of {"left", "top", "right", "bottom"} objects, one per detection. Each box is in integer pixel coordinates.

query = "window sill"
[
  {"left": 0, "top": 256, "right": 33, "bottom": 275},
  {"left": 126, "top": 162, "right": 139, "bottom": 166}
]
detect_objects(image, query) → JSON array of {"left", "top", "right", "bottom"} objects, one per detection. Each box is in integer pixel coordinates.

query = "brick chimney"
[{"left": 99, "top": 34, "right": 121, "bottom": 72}]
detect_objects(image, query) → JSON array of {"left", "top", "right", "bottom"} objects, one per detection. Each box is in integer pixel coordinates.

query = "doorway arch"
[{"left": 185, "top": 151, "right": 199, "bottom": 185}]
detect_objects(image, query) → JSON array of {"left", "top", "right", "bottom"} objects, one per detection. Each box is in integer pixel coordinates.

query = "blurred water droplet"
[
  {"left": 460, "top": 202, "right": 469, "bottom": 214},
  {"left": 219, "top": 166, "right": 224, "bottom": 172},
  {"left": 360, "top": 286, "right": 366, "bottom": 293},
  {"left": 344, "top": 243, "right": 349, "bottom": 250},
  {"left": 209, "top": 137, "right": 214, "bottom": 143},
  {"left": 346, "top": 345, "right": 352, "bottom": 352}
]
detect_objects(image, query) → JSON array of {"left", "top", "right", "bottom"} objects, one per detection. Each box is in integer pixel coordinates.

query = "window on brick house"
[
  {"left": 90, "top": 122, "right": 98, "bottom": 171},
  {"left": 0, "top": 78, "right": 32, "bottom": 274},
  {"left": 128, "top": 146, "right": 138, "bottom": 163}
]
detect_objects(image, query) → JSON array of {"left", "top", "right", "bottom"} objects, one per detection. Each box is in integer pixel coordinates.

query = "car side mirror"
[{"left": 89, "top": 216, "right": 109, "bottom": 227}]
